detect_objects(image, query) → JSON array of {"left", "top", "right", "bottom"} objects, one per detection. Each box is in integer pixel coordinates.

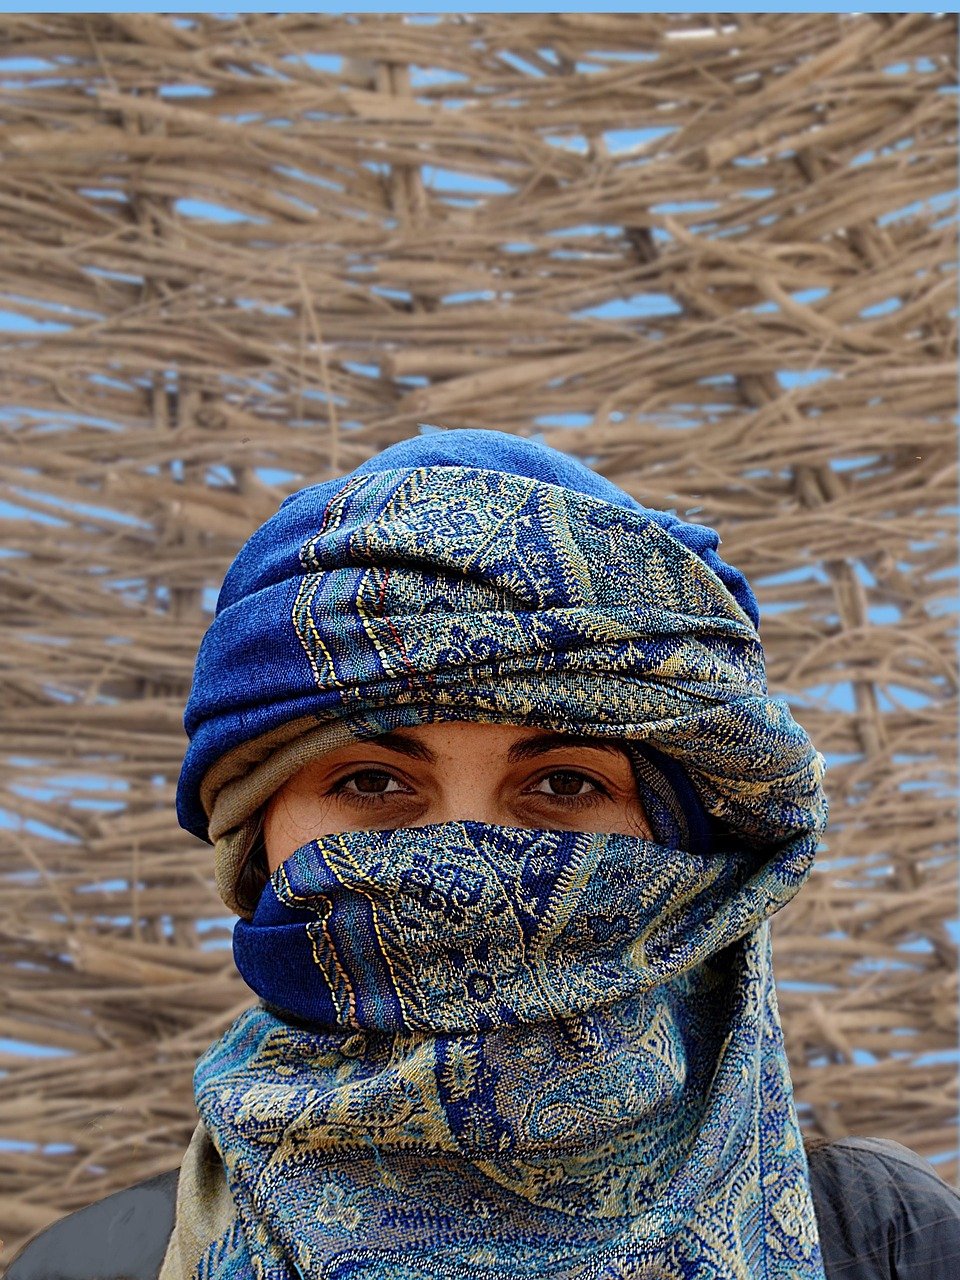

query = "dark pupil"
[
  {"left": 354, "top": 770, "right": 391, "bottom": 793},
  {"left": 549, "top": 771, "right": 584, "bottom": 796}
]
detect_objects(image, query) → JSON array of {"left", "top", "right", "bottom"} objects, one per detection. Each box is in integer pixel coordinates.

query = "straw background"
[{"left": 0, "top": 11, "right": 956, "bottom": 1262}]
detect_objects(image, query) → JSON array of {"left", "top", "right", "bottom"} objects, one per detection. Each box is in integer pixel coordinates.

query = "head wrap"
[
  {"left": 177, "top": 428, "right": 760, "bottom": 914},
  {"left": 162, "top": 429, "right": 828, "bottom": 1280}
]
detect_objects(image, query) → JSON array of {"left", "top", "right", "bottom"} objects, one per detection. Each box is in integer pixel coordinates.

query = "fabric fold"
[{"left": 165, "top": 820, "right": 824, "bottom": 1278}]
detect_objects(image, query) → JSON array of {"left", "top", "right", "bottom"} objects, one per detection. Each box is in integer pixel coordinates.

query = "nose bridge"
[{"left": 416, "top": 757, "right": 505, "bottom": 827}]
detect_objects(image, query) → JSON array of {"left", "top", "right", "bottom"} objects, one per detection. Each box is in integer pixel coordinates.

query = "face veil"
[{"left": 164, "top": 431, "right": 829, "bottom": 1280}]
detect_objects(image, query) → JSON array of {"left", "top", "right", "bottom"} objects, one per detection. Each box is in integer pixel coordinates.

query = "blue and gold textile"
[
  {"left": 163, "top": 430, "right": 828, "bottom": 1280},
  {"left": 177, "top": 430, "right": 760, "bottom": 844}
]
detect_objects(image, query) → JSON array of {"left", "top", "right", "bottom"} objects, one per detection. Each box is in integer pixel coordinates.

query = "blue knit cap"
[{"left": 178, "top": 429, "right": 759, "bottom": 849}]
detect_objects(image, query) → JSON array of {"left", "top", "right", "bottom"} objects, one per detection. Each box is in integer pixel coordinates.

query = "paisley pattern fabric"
[
  {"left": 164, "top": 435, "right": 829, "bottom": 1280},
  {"left": 179, "top": 462, "right": 814, "bottom": 857}
]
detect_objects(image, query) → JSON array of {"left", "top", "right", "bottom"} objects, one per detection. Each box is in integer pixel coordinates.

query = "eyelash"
[{"left": 328, "top": 769, "right": 607, "bottom": 809}]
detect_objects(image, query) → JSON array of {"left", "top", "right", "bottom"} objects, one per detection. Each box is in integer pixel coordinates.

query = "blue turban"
[
  {"left": 178, "top": 429, "right": 763, "bottom": 847},
  {"left": 164, "top": 428, "right": 829, "bottom": 1280}
]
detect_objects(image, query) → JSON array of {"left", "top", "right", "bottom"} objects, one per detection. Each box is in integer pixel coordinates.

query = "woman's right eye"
[{"left": 335, "top": 770, "right": 404, "bottom": 797}]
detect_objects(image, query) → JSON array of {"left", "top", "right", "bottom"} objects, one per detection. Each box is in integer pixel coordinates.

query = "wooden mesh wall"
[{"left": 0, "top": 12, "right": 956, "bottom": 1260}]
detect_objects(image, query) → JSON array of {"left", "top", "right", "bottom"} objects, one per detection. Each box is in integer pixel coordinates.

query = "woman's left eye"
[{"left": 533, "top": 771, "right": 600, "bottom": 799}]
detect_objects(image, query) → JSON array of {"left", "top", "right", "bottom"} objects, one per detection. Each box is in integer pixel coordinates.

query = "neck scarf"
[{"left": 163, "top": 433, "right": 828, "bottom": 1279}]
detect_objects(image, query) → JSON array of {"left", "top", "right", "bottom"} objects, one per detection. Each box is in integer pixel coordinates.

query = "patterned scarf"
[{"left": 163, "top": 432, "right": 828, "bottom": 1279}]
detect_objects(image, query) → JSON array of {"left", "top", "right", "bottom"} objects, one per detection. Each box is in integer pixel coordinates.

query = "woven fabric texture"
[
  {"left": 177, "top": 429, "right": 760, "bottom": 846},
  {"left": 163, "top": 433, "right": 828, "bottom": 1278}
]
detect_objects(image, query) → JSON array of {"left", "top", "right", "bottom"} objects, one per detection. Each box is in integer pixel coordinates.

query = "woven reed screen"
[{"left": 0, "top": 11, "right": 956, "bottom": 1260}]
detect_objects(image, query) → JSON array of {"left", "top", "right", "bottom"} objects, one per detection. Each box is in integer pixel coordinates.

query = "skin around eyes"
[{"left": 261, "top": 721, "right": 652, "bottom": 873}]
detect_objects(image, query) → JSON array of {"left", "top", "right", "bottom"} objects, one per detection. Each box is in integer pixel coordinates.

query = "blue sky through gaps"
[{"left": 0, "top": 2, "right": 947, "bottom": 12}]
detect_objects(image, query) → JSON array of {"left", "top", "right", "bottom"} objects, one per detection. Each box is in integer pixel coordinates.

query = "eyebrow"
[{"left": 367, "top": 729, "right": 625, "bottom": 765}]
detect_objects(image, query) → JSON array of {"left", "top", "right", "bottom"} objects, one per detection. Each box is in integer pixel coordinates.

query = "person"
[{"left": 8, "top": 428, "right": 960, "bottom": 1280}]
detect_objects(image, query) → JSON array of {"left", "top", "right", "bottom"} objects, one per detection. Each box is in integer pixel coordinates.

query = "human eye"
[
  {"left": 528, "top": 770, "right": 605, "bottom": 807},
  {"left": 330, "top": 769, "right": 408, "bottom": 807}
]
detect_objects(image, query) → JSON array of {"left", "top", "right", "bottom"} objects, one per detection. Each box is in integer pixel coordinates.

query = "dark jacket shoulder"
[
  {"left": 806, "top": 1136, "right": 960, "bottom": 1278},
  {"left": 6, "top": 1140, "right": 960, "bottom": 1279},
  {"left": 4, "top": 1168, "right": 179, "bottom": 1280}
]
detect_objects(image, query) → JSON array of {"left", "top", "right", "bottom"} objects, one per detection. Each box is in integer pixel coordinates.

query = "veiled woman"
[{"left": 8, "top": 429, "right": 960, "bottom": 1280}]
